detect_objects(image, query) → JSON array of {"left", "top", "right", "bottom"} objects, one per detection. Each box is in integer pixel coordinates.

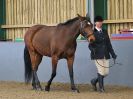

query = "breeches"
[{"left": 94, "top": 59, "right": 109, "bottom": 76}]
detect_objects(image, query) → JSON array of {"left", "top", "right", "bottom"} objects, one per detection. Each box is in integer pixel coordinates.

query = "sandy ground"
[{"left": 0, "top": 81, "right": 133, "bottom": 99}]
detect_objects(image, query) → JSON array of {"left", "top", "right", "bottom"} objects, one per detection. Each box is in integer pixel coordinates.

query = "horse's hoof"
[
  {"left": 37, "top": 87, "right": 43, "bottom": 91},
  {"left": 45, "top": 86, "right": 50, "bottom": 92},
  {"left": 71, "top": 89, "right": 80, "bottom": 93},
  {"left": 32, "top": 86, "right": 37, "bottom": 90},
  {"left": 32, "top": 86, "right": 43, "bottom": 91}
]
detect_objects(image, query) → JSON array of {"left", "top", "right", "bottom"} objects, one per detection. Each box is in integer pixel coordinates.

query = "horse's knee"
[
  {"left": 52, "top": 72, "right": 56, "bottom": 78},
  {"left": 69, "top": 70, "right": 73, "bottom": 78}
]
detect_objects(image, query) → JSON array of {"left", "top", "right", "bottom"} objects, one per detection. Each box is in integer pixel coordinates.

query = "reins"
[{"left": 92, "top": 48, "right": 122, "bottom": 68}]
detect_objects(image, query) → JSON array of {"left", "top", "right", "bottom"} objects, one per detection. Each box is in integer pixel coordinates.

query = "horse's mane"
[
  {"left": 58, "top": 16, "right": 90, "bottom": 26},
  {"left": 58, "top": 17, "right": 79, "bottom": 26}
]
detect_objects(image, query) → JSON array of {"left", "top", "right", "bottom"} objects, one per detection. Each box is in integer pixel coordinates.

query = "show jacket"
[{"left": 89, "top": 28, "right": 116, "bottom": 60}]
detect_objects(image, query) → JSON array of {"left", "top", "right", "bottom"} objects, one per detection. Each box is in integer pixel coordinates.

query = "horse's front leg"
[{"left": 67, "top": 56, "right": 79, "bottom": 93}]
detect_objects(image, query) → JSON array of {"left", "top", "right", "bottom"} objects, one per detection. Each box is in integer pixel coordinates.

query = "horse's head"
[{"left": 77, "top": 14, "right": 95, "bottom": 43}]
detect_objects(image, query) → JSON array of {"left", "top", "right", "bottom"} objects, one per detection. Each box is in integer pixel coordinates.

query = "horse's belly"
[
  {"left": 37, "top": 47, "right": 51, "bottom": 57},
  {"left": 33, "top": 41, "right": 52, "bottom": 57}
]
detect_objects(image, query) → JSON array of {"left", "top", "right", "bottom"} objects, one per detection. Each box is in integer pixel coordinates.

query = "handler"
[{"left": 89, "top": 16, "right": 117, "bottom": 92}]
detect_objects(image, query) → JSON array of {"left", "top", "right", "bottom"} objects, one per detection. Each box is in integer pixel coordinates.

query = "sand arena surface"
[{"left": 0, "top": 81, "right": 133, "bottom": 99}]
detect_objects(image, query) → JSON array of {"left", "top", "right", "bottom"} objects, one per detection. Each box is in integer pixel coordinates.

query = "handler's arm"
[{"left": 105, "top": 31, "right": 117, "bottom": 59}]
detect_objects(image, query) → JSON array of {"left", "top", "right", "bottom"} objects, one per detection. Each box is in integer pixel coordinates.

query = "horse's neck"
[{"left": 68, "top": 20, "right": 81, "bottom": 41}]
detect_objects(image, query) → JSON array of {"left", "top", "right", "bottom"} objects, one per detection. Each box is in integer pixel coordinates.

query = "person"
[{"left": 89, "top": 16, "right": 117, "bottom": 92}]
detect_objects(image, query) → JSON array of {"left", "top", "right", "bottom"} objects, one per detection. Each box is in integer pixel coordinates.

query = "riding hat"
[{"left": 94, "top": 16, "right": 104, "bottom": 22}]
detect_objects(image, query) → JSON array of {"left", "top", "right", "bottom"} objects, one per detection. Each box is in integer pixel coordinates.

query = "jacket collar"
[
  {"left": 95, "top": 27, "right": 102, "bottom": 32},
  {"left": 94, "top": 28, "right": 104, "bottom": 32}
]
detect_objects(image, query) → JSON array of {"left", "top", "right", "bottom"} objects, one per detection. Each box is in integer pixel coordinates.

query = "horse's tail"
[{"left": 24, "top": 46, "right": 32, "bottom": 83}]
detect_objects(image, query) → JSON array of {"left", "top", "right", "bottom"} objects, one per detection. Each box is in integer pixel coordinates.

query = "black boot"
[
  {"left": 91, "top": 78, "right": 98, "bottom": 91},
  {"left": 98, "top": 73, "right": 105, "bottom": 92}
]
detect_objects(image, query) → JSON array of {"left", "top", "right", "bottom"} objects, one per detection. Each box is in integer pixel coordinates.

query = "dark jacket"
[{"left": 89, "top": 28, "right": 116, "bottom": 60}]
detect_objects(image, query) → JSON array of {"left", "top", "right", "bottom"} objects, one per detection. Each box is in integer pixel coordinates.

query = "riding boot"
[
  {"left": 98, "top": 73, "right": 105, "bottom": 92},
  {"left": 91, "top": 78, "right": 98, "bottom": 91}
]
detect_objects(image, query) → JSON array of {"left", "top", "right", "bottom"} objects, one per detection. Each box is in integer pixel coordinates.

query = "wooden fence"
[
  {"left": 3, "top": 0, "right": 87, "bottom": 41},
  {"left": 106, "top": 0, "right": 133, "bottom": 35}
]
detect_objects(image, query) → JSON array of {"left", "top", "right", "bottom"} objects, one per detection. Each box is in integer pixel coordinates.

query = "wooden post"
[{"left": 0, "top": 0, "right": 6, "bottom": 40}]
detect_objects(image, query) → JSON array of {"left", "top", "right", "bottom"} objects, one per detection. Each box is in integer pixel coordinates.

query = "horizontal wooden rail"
[
  {"left": 1, "top": 24, "right": 57, "bottom": 29},
  {"left": 103, "top": 19, "right": 133, "bottom": 24},
  {"left": 1, "top": 19, "right": 133, "bottom": 29}
]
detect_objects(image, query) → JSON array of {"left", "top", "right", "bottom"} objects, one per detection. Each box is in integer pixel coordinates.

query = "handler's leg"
[
  {"left": 97, "top": 73, "right": 105, "bottom": 92},
  {"left": 90, "top": 60, "right": 101, "bottom": 91},
  {"left": 91, "top": 59, "right": 103, "bottom": 91},
  {"left": 103, "top": 59, "right": 109, "bottom": 76},
  {"left": 91, "top": 77, "right": 98, "bottom": 91},
  {"left": 98, "top": 59, "right": 109, "bottom": 92},
  {"left": 95, "top": 59, "right": 109, "bottom": 92}
]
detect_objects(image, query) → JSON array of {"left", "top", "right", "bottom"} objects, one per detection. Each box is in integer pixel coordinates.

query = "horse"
[{"left": 24, "top": 14, "right": 95, "bottom": 93}]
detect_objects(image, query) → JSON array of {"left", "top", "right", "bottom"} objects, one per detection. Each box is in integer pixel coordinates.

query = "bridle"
[{"left": 80, "top": 20, "right": 94, "bottom": 39}]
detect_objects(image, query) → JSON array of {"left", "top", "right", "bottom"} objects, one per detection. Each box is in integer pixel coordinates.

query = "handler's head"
[{"left": 94, "top": 16, "right": 103, "bottom": 28}]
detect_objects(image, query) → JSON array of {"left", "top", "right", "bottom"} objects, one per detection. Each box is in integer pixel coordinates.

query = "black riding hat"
[{"left": 94, "top": 16, "right": 103, "bottom": 22}]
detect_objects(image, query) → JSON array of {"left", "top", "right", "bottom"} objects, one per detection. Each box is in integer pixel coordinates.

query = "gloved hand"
[
  {"left": 112, "top": 54, "right": 117, "bottom": 64},
  {"left": 112, "top": 54, "right": 117, "bottom": 60}
]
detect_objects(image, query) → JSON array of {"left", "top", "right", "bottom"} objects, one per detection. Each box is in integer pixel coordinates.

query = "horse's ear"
[
  {"left": 77, "top": 14, "right": 84, "bottom": 21},
  {"left": 86, "top": 13, "right": 90, "bottom": 21}
]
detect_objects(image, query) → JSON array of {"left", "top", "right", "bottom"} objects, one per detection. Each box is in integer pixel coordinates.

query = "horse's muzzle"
[
  {"left": 87, "top": 34, "right": 95, "bottom": 43},
  {"left": 88, "top": 39, "right": 95, "bottom": 43},
  {"left": 90, "top": 39, "right": 94, "bottom": 43}
]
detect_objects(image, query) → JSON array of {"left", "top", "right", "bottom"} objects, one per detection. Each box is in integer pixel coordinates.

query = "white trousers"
[{"left": 94, "top": 59, "right": 109, "bottom": 76}]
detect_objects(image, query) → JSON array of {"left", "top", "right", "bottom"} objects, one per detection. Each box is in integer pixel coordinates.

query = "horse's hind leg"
[
  {"left": 45, "top": 55, "right": 58, "bottom": 91},
  {"left": 67, "top": 56, "right": 79, "bottom": 93},
  {"left": 30, "top": 51, "right": 43, "bottom": 90}
]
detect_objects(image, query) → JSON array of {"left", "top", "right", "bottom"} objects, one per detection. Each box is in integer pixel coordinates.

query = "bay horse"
[{"left": 24, "top": 14, "right": 95, "bottom": 92}]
